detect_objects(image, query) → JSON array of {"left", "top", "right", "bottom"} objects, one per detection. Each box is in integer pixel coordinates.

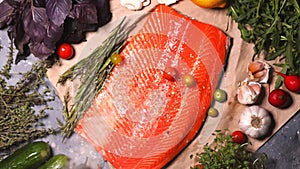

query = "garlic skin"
[
  {"left": 157, "top": 0, "right": 178, "bottom": 5},
  {"left": 239, "top": 106, "right": 272, "bottom": 139},
  {"left": 237, "top": 79, "right": 262, "bottom": 105},
  {"left": 247, "top": 60, "right": 271, "bottom": 83},
  {"left": 120, "top": 0, "right": 151, "bottom": 10}
]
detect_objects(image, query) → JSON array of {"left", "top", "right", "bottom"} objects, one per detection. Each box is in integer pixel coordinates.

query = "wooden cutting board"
[{"left": 46, "top": 1, "right": 300, "bottom": 168}]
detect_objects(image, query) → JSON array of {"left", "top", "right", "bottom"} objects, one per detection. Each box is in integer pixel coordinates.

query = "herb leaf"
[
  {"left": 228, "top": 0, "right": 300, "bottom": 76},
  {"left": 0, "top": 0, "right": 112, "bottom": 63},
  {"left": 0, "top": 40, "right": 55, "bottom": 155},
  {"left": 0, "top": 1, "right": 15, "bottom": 29},
  {"left": 46, "top": 0, "right": 72, "bottom": 26},
  {"left": 23, "top": 7, "right": 48, "bottom": 43},
  {"left": 191, "top": 130, "right": 267, "bottom": 169},
  {"left": 69, "top": 3, "right": 98, "bottom": 24}
]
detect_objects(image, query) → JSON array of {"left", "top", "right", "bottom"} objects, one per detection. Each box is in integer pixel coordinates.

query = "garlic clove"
[
  {"left": 157, "top": 0, "right": 178, "bottom": 5},
  {"left": 142, "top": 0, "right": 151, "bottom": 6},
  {"left": 248, "top": 81, "right": 261, "bottom": 95},
  {"left": 248, "top": 61, "right": 265, "bottom": 74},
  {"left": 247, "top": 60, "right": 271, "bottom": 83},
  {"left": 120, "top": 0, "right": 147, "bottom": 10},
  {"left": 237, "top": 79, "right": 262, "bottom": 105}
]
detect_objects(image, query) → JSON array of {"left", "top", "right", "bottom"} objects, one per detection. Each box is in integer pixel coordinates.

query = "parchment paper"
[{"left": 46, "top": 1, "right": 300, "bottom": 168}]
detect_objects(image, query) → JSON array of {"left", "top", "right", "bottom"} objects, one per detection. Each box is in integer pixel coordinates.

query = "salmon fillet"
[{"left": 76, "top": 5, "right": 228, "bottom": 169}]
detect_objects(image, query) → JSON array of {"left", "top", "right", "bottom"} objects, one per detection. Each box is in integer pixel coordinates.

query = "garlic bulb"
[
  {"left": 120, "top": 0, "right": 150, "bottom": 10},
  {"left": 239, "top": 106, "right": 272, "bottom": 139},
  {"left": 237, "top": 79, "right": 262, "bottom": 105},
  {"left": 247, "top": 60, "right": 271, "bottom": 83},
  {"left": 157, "top": 0, "right": 178, "bottom": 5}
]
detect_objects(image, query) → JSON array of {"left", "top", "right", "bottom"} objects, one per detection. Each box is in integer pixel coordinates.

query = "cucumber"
[
  {"left": 0, "top": 141, "right": 51, "bottom": 169},
  {"left": 38, "top": 154, "right": 69, "bottom": 169}
]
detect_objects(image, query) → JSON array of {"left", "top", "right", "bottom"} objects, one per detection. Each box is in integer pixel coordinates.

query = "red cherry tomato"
[
  {"left": 232, "top": 130, "right": 246, "bottom": 144},
  {"left": 57, "top": 43, "right": 74, "bottom": 60},
  {"left": 275, "top": 71, "right": 300, "bottom": 93},
  {"left": 194, "top": 164, "right": 203, "bottom": 169},
  {"left": 163, "top": 67, "right": 177, "bottom": 81},
  {"left": 268, "top": 89, "right": 289, "bottom": 108}
]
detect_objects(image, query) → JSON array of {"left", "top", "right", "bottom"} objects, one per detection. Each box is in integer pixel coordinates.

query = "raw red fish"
[{"left": 76, "top": 5, "right": 229, "bottom": 169}]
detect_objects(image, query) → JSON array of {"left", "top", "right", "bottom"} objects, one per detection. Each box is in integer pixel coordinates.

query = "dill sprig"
[{"left": 57, "top": 18, "right": 138, "bottom": 138}]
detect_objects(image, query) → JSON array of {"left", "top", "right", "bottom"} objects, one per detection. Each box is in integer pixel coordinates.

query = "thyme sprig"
[
  {"left": 57, "top": 18, "right": 137, "bottom": 138},
  {"left": 0, "top": 40, "right": 55, "bottom": 154},
  {"left": 191, "top": 130, "right": 267, "bottom": 169}
]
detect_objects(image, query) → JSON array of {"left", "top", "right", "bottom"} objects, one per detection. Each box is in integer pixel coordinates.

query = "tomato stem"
[{"left": 274, "top": 71, "right": 286, "bottom": 78}]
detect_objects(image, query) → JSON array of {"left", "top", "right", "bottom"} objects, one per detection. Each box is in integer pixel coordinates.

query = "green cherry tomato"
[
  {"left": 182, "top": 74, "right": 195, "bottom": 87},
  {"left": 208, "top": 107, "right": 218, "bottom": 117},
  {"left": 111, "top": 53, "right": 123, "bottom": 65},
  {"left": 57, "top": 43, "right": 74, "bottom": 60},
  {"left": 213, "top": 88, "right": 227, "bottom": 102}
]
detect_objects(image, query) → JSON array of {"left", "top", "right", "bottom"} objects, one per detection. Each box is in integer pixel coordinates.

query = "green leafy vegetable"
[
  {"left": 191, "top": 130, "right": 267, "bottom": 169},
  {"left": 227, "top": 0, "right": 300, "bottom": 83}
]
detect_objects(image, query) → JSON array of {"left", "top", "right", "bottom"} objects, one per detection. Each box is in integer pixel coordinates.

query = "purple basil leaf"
[
  {"left": 44, "top": 21, "right": 64, "bottom": 48},
  {"left": 61, "top": 18, "right": 99, "bottom": 43},
  {"left": 9, "top": 21, "right": 30, "bottom": 54},
  {"left": 14, "top": 31, "right": 31, "bottom": 54},
  {"left": 33, "top": 0, "right": 46, "bottom": 8},
  {"left": 61, "top": 22, "right": 89, "bottom": 43},
  {"left": 69, "top": 3, "right": 98, "bottom": 24},
  {"left": 23, "top": 8, "right": 47, "bottom": 43},
  {"left": 7, "top": 20, "right": 31, "bottom": 63},
  {"left": 5, "top": 0, "right": 21, "bottom": 7},
  {"left": 15, "top": 46, "right": 31, "bottom": 64},
  {"left": 74, "top": 0, "right": 94, "bottom": 3},
  {"left": 31, "top": 6, "right": 49, "bottom": 25},
  {"left": 0, "top": 1, "right": 15, "bottom": 28},
  {"left": 29, "top": 41, "right": 54, "bottom": 60},
  {"left": 94, "top": 0, "right": 111, "bottom": 26},
  {"left": 46, "top": 0, "right": 72, "bottom": 26}
]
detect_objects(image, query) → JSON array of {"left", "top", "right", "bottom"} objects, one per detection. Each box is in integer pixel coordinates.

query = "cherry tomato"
[
  {"left": 208, "top": 107, "right": 218, "bottom": 117},
  {"left": 111, "top": 53, "right": 123, "bottom": 65},
  {"left": 268, "top": 89, "right": 290, "bottom": 108},
  {"left": 182, "top": 74, "right": 195, "bottom": 87},
  {"left": 213, "top": 89, "right": 227, "bottom": 102},
  {"left": 194, "top": 164, "right": 203, "bottom": 169},
  {"left": 163, "top": 67, "right": 177, "bottom": 81},
  {"left": 232, "top": 130, "right": 246, "bottom": 144},
  {"left": 275, "top": 71, "right": 300, "bottom": 93},
  {"left": 57, "top": 43, "right": 74, "bottom": 60}
]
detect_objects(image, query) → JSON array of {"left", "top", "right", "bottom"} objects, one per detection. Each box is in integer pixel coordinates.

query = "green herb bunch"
[
  {"left": 227, "top": 0, "right": 300, "bottom": 86},
  {"left": 0, "top": 41, "right": 55, "bottom": 156},
  {"left": 57, "top": 18, "right": 138, "bottom": 138},
  {"left": 191, "top": 130, "right": 267, "bottom": 169}
]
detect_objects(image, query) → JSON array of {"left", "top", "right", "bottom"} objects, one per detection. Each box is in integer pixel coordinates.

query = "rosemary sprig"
[
  {"left": 0, "top": 40, "right": 55, "bottom": 154},
  {"left": 57, "top": 18, "right": 138, "bottom": 138}
]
